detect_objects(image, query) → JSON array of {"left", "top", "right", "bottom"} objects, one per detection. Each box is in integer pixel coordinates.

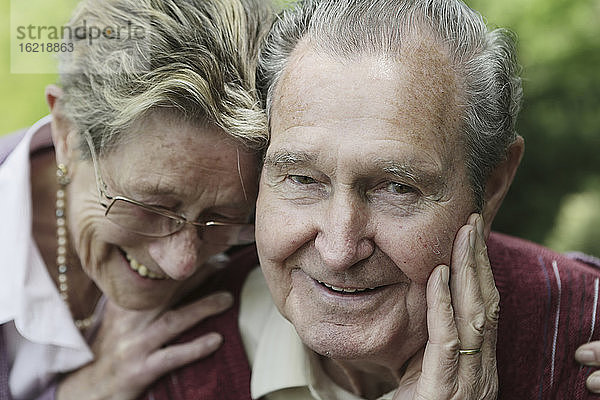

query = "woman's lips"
[{"left": 124, "top": 252, "right": 168, "bottom": 280}]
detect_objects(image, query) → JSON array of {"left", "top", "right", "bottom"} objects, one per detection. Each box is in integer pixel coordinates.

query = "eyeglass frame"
[{"left": 82, "top": 130, "right": 255, "bottom": 241}]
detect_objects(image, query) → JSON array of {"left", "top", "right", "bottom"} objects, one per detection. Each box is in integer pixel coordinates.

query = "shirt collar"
[
  {"left": 246, "top": 267, "right": 398, "bottom": 400},
  {"left": 250, "top": 305, "right": 311, "bottom": 399},
  {"left": 0, "top": 115, "right": 93, "bottom": 358}
]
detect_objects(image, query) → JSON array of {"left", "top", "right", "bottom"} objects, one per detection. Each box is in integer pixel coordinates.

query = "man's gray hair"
[
  {"left": 258, "top": 0, "right": 522, "bottom": 208},
  {"left": 59, "top": 0, "right": 272, "bottom": 157}
]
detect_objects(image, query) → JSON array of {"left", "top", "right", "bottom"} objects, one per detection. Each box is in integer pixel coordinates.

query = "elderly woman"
[{"left": 0, "top": 0, "right": 271, "bottom": 399}]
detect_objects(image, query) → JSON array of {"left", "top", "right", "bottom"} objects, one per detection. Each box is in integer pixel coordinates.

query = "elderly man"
[
  {"left": 136, "top": 1, "right": 599, "bottom": 399},
  {"left": 239, "top": 0, "right": 600, "bottom": 399}
]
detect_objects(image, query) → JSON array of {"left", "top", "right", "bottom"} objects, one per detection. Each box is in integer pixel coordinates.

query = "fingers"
[
  {"left": 145, "top": 332, "right": 224, "bottom": 376},
  {"left": 451, "top": 224, "right": 485, "bottom": 369},
  {"left": 414, "top": 213, "right": 498, "bottom": 400},
  {"left": 474, "top": 216, "right": 500, "bottom": 329},
  {"left": 576, "top": 342, "right": 600, "bottom": 367},
  {"left": 453, "top": 214, "right": 498, "bottom": 398},
  {"left": 586, "top": 370, "right": 600, "bottom": 394},
  {"left": 416, "top": 264, "right": 460, "bottom": 398},
  {"left": 449, "top": 221, "right": 490, "bottom": 396},
  {"left": 65, "top": 292, "right": 234, "bottom": 400},
  {"left": 145, "top": 291, "right": 234, "bottom": 348},
  {"left": 473, "top": 215, "right": 500, "bottom": 383},
  {"left": 575, "top": 342, "right": 600, "bottom": 393},
  {"left": 413, "top": 213, "right": 499, "bottom": 399},
  {"left": 138, "top": 293, "right": 232, "bottom": 392}
]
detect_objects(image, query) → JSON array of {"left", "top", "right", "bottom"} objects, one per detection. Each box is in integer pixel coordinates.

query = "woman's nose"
[{"left": 147, "top": 225, "right": 201, "bottom": 280}]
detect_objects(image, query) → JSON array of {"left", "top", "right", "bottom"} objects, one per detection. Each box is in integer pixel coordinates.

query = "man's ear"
[
  {"left": 46, "top": 85, "right": 75, "bottom": 167},
  {"left": 481, "top": 135, "right": 524, "bottom": 236}
]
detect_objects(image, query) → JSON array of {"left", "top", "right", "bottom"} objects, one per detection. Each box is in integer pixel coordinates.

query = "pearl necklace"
[{"left": 56, "top": 164, "right": 96, "bottom": 330}]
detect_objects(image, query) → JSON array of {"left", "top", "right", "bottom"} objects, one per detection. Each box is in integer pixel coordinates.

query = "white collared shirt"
[
  {"left": 239, "top": 267, "right": 397, "bottom": 400},
  {"left": 0, "top": 116, "right": 98, "bottom": 399}
]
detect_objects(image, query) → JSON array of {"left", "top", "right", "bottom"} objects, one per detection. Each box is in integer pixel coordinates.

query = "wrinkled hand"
[
  {"left": 575, "top": 342, "right": 600, "bottom": 393},
  {"left": 394, "top": 213, "right": 499, "bottom": 399},
  {"left": 56, "top": 291, "right": 234, "bottom": 400}
]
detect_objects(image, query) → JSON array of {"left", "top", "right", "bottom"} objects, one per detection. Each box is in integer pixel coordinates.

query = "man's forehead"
[
  {"left": 272, "top": 40, "right": 462, "bottom": 127},
  {"left": 268, "top": 42, "right": 465, "bottom": 167},
  {"left": 275, "top": 35, "right": 460, "bottom": 95}
]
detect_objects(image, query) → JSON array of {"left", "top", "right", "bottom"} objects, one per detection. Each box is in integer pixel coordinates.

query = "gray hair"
[
  {"left": 59, "top": 0, "right": 272, "bottom": 157},
  {"left": 258, "top": 0, "right": 522, "bottom": 209}
]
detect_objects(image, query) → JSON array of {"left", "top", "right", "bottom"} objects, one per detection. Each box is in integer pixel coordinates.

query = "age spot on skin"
[{"left": 418, "top": 235, "right": 442, "bottom": 256}]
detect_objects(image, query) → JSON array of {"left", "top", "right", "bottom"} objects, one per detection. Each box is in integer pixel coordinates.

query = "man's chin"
[{"left": 295, "top": 320, "right": 386, "bottom": 361}]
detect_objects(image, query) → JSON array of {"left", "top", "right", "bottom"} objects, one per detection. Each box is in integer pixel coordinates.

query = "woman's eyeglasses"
[{"left": 83, "top": 132, "right": 255, "bottom": 245}]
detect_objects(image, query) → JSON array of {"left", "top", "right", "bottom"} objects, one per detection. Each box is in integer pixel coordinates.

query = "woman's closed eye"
[{"left": 208, "top": 214, "right": 248, "bottom": 224}]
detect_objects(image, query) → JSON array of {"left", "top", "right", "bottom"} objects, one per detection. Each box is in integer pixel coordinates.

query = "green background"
[{"left": 2, "top": 0, "right": 599, "bottom": 256}]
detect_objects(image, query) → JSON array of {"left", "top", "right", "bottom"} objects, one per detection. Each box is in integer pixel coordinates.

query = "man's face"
[{"left": 256, "top": 40, "right": 476, "bottom": 366}]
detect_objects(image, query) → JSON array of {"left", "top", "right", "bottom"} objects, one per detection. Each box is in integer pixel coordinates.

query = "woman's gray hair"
[
  {"left": 258, "top": 0, "right": 522, "bottom": 209},
  {"left": 59, "top": 0, "right": 272, "bottom": 157}
]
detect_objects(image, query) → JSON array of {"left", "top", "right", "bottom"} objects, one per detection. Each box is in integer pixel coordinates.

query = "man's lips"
[{"left": 315, "top": 279, "right": 381, "bottom": 294}]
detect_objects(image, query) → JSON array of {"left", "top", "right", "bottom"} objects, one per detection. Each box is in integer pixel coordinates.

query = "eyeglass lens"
[{"left": 105, "top": 198, "right": 254, "bottom": 244}]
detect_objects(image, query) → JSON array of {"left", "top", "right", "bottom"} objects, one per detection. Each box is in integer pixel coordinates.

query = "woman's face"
[{"left": 65, "top": 114, "right": 259, "bottom": 310}]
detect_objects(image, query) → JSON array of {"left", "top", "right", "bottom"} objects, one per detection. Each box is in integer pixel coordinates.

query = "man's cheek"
[
  {"left": 379, "top": 236, "right": 452, "bottom": 285},
  {"left": 257, "top": 206, "right": 308, "bottom": 262},
  {"left": 400, "top": 258, "right": 438, "bottom": 285}
]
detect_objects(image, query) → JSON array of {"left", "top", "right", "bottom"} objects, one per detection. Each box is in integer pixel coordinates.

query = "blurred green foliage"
[
  {"left": 2, "top": 0, "right": 599, "bottom": 255},
  {"left": 546, "top": 177, "right": 600, "bottom": 255},
  {"left": 465, "top": 0, "right": 600, "bottom": 256},
  {"left": 1, "top": 0, "right": 78, "bottom": 133}
]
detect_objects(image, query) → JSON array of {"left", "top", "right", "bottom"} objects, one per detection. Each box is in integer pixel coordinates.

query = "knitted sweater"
[{"left": 138, "top": 245, "right": 257, "bottom": 400}]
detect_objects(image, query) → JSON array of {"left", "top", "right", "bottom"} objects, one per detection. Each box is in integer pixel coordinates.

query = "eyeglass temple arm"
[{"left": 83, "top": 131, "right": 110, "bottom": 202}]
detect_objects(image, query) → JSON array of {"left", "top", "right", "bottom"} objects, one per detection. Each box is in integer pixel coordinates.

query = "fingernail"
[
  {"left": 588, "top": 375, "right": 600, "bottom": 392},
  {"left": 476, "top": 215, "right": 484, "bottom": 237},
  {"left": 576, "top": 349, "right": 597, "bottom": 364},
  {"left": 469, "top": 228, "right": 475, "bottom": 249},
  {"left": 214, "top": 292, "right": 234, "bottom": 307},
  {"left": 440, "top": 265, "right": 449, "bottom": 284},
  {"left": 206, "top": 333, "right": 223, "bottom": 348}
]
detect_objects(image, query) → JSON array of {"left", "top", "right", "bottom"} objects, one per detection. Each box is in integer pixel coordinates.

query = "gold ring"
[{"left": 458, "top": 348, "right": 481, "bottom": 355}]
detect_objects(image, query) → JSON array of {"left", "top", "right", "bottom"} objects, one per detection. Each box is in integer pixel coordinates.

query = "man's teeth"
[
  {"left": 318, "top": 280, "right": 374, "bottom": 293},
  {"left": 125, "top": 254, "right": 166, "bottom": 280}
]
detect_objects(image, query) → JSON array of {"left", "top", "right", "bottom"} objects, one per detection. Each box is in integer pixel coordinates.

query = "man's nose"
[
  {"left": 314, "top": 192, "right": 374, "bottom": 270},
  {"left": 148, "top": 225, "right": 201, "bottom": 280}
]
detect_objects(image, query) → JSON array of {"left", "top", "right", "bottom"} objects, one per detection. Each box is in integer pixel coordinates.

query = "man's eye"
[
  {"left": 386, "top": 182, "right": 414, "bottom": 194},
  {"left": 288, "top": 175, "right": 317, "bottom": 185}
]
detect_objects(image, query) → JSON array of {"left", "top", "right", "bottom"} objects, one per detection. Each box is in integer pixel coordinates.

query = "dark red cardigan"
[
  {"left": 140, "top": 245, "right": 258, "bottom": 400},
  {"left": 141, "top": 234, "right": 600, "bottom": 400}
]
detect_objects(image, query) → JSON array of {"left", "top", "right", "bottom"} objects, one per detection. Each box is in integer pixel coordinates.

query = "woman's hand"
[
  {"left": 395, "top": 213, "right": 499, "bottom": 399},
  {"left": 56, "top": 291, "right": 233, "bottom": 400},
  {"left": 576, "top": 342, "right": 600, "bottom": 393}
]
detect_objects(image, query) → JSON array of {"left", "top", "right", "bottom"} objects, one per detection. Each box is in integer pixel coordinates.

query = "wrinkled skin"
[
  {"left": 45, "top": 87, "right": 259, "bottom": 400},
  {"left": 256, "top": 39, "right": 523, "bottom": 399}
]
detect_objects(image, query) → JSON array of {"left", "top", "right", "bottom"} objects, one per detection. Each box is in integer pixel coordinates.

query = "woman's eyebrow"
[{"left": 126, "top": 181, "right": 179, "bottom": 197}]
